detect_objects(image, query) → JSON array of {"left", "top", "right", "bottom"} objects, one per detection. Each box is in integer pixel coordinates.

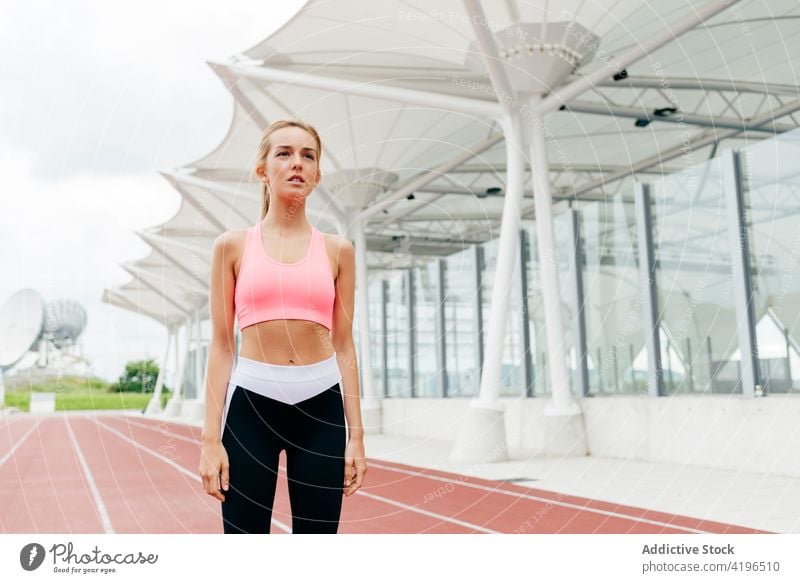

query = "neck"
[{"left": 262, "top": 197, "right": 310, "bottom": 234}]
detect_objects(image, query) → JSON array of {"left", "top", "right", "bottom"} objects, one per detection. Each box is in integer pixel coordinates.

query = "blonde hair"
[{"left": 254, "top": 119, "right": 323, "bottom": 219}]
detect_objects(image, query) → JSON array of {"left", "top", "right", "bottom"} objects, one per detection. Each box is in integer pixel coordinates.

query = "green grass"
[{"left": 3, "top": 375, "right": 171, "bottom": 412}]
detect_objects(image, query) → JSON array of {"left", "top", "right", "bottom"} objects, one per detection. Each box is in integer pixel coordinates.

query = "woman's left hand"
[{"left": 343, "top": 437, "right": 367, "bottom": 497}]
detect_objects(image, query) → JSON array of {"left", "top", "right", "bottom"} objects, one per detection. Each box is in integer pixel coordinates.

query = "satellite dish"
[
  {"left": 43, "top": 300, "right": 87, "bottom": 349},
  {"left": 0, "top": 289, "right": 45, "bottom": 370}
]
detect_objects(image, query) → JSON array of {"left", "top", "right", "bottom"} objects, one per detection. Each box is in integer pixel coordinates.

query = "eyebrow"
[{"left": 274, "top": 145, "right": 317, "bottom": 152}]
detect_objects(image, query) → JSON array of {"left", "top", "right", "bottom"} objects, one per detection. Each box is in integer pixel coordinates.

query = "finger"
[
  {"left": 221, "top": 464, "right": 230, "bottom": 493},
  {"left": 344, "top": 472, "right": 363, "bottom": 496},
  {"left": 211, "top": 481, "right": 225, "bottom": 502},
  {"left": 346, "top": 464, "right": 367, "bottom": 496}
]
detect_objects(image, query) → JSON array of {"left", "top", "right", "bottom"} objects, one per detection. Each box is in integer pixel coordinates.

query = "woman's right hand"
[{"left": 199, "top": 439, "right": 230, "bottom": 502}]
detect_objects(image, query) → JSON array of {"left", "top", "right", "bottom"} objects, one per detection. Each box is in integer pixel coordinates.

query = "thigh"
[
  {"left": 221, "top": 386, "right": 283, "bottom": 534},
  {"left": 285, "top": 383, "right": 346, "bottom": 534}
]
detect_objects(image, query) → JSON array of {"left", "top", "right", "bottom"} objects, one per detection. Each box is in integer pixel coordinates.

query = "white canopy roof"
[{"left": 104, "top": 0, "right": 800, "bottom": 328}]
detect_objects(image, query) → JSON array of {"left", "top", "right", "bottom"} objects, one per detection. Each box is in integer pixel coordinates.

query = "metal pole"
[
  {"left": 406, "top": 268, "right": 416, "bottom": 398},
  {"left": 473, "top": 244, "right": 485, "bottom": 388},
  {"left": 436, "top": 259, "right": 449, "bottom": 398},
  {"left": 568, "top": 209, "right": 590, "bottom": 396},
  {"left": 519, "top": 229, "right": 535, "bottom": 398},
  {"left": 381, "top": 279, "right": 389, "bottom": 398},
  {"left": 722, "top": 149, "right": 760, "bottom": 397},
  {"left": 634, "top": 182, "right": 664, "bottom": 396}
]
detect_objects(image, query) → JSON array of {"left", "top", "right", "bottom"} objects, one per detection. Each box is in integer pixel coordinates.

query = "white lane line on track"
[
  {"left": 89, "top": 417, "right": 291, "bottom": 534},
  {"left": 367, "top": 462, "right": 708, "bottom": 534},
  {"left": 64, "top": 417, "right": 114, "bottom": 533},
  {"left": 123, "top": 418, "right": 708, "bottom": 534},
  {"left": 0, "top": 418, "right": 40, "bottom": 469}
]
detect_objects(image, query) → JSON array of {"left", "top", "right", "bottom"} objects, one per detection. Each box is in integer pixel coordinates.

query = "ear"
[
  {"left": 256, "top": 162, "right": 267, "bottom": 181},
  {"left": 314, "top": 169, "right": 322, "bottom": 187}
]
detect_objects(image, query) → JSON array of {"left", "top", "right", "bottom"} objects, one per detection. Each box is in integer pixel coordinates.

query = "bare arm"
[
  {"left": 199, "top": 231, "right": 237, "bottom": 501},
  {"left": 330, "top": 237, "right": 367, "bottom": 496},
  {"left": 331, "top": 237, "right": 363, "bottom": 438}
]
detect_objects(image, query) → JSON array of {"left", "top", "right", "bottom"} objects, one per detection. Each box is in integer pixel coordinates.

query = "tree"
[{"left": 110, "top": 358, "right": 165, "bottom": 393}]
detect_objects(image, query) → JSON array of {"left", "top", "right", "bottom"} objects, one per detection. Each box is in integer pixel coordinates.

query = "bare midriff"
[{"left": 238, "top": 320, "right": 334, "bottom": 366}]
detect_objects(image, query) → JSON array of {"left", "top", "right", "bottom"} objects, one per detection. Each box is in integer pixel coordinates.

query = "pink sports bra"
[{"left": 234, "top": 221, "right": 336, "bottom": 331}]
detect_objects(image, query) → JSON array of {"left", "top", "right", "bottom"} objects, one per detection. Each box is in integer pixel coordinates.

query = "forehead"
[{"left": 271, "top": 126, "right": 317, "bottom": 150}]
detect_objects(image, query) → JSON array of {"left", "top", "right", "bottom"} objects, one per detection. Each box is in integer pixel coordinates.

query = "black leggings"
[{"left": 220, "top": 382, "right": 346, "bottom": 534}]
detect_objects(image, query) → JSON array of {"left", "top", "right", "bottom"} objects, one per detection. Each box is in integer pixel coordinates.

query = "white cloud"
[{"left": 0, "top": 0, "right": 306, "bottom": 381}]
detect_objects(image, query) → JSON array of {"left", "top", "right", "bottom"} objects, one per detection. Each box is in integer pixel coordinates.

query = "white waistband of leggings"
[
  {"left": 222, "top": 353, "right": 341, "bottom": 426},
  {"left": 232, "top": 353, "right": 341, "bottom": 386}
]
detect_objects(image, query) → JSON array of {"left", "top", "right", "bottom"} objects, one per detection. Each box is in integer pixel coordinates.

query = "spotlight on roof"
[
  {"left": 476, "top": 187, "right": 503, "bottom": 199},
  {"left": 653, "top": 107, "right": 678, "bottom": 117},
  {"left": 613, "top": 69, "right": 628, "bottom": 81},
  {"left": 406, "top": 193, "right": 415, "bottom": 200},
  {"left": 634, "top": 118, "right": 651, "bottom": 128}
]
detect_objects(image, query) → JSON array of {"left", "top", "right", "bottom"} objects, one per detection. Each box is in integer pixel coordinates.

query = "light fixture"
[{"left": 653, "top": 107, "right": 678, "bottom": 117}]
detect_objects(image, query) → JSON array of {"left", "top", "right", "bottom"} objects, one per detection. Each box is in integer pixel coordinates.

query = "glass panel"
[
  {"left": 385, "top": 271, "right": 410, "bottom": 397},
  {"left": 443, "top": 246, "right": 479, "bottom": 397},
  {"left": 741, "top": 128, "right": 800, "bottom": 393},
  {"left": 651, "top": 156, "right": 739, "bottom": 394},
  {"left": 413, "top": 262, "right": 441, "bottom": 397},
  {"left": 581, "top": 194, "right": 647, "bottom": 394}
]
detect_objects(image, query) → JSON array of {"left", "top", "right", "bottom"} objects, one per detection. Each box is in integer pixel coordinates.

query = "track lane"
[{"left": 0, "top": 416, "right": 104, "bottom": 533}]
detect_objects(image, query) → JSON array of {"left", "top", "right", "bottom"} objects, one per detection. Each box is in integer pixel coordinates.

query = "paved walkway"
[{"left": 363, "top": 433, "right": 800, "bottom": 534}]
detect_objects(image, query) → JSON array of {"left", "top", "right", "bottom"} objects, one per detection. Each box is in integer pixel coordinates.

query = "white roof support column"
[
  {"left": 164, "top": 318, "right": 189, "bottom": 418},
  {"left": 526, "top": 94, "right": 577, "bottom": 415},
  {"left": 183, "top": 309, "right": 206, "bottom": 424},
  {"left": 146, "top": 325, "right": 173, "bottom": 416},
  {"left": 524, "top": 97, "right": 588, "bottom": 455},
  {"left": 451, "top": 0, "right": 517, "bottom": 464},
  {"left": 348, "top": 214, "right": 382, "bottom": 434}
]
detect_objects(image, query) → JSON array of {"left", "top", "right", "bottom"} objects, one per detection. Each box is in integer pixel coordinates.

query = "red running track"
[{"left": 0, "top": 414, "right": 768, "bottom": 534}]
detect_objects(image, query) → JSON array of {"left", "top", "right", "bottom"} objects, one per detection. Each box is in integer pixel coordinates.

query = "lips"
[{"left": 288, "top": 174, "right": 305, "bottom": 183}]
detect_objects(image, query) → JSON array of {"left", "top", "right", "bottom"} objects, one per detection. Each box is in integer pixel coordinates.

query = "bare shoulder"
[
  {"left": 213, "top": 229, "right": 248, "bottom": 272},
  {"left": 321, "top": 231, "right": 354, "bottom": 279},
  {"left": 322, "top": 232, "right": 355, "bottom": 262}
]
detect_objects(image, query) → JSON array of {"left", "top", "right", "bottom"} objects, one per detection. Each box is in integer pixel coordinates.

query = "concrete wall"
[{"left": 379, "top": 394, "right": 800, "bottom": 477}]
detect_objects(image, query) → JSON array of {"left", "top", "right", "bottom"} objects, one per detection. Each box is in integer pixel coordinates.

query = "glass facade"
[
  {"left": 443, "top": 246, "right": 480, "bottom": 397},
  {"left": 741, "top": 130, "right": 800, "bottom": 393},
  {"left": 581, "top": 195, "right": 646, "bottom": 395},
  {"left": 385, "top": 270, "right": 411, "bottom": 397},
  {"left": 188, "top": 130, "right": 800, "bottom": 402},
  {"left": 413, "top": 262, "right": 442, "bottom": 397},
  {"left": 354, "top": 129, "right": 800, "bottom": 399}
]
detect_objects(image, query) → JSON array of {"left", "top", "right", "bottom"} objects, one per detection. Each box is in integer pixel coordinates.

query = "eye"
[
  {"left": 277, "top": 151, "right": 289, "bottom": 157},
  {"left": 304, "top": 153, "right": 315, "bottom": 160}
]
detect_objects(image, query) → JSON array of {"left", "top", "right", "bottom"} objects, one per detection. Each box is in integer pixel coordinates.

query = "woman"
[{"left": 198, "top": 119, "right": 367, "bottom": 534}]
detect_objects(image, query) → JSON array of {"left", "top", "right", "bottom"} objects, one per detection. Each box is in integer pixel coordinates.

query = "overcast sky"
[{"left": 0, "top": 0, "right": 305, "bottom": 382}]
